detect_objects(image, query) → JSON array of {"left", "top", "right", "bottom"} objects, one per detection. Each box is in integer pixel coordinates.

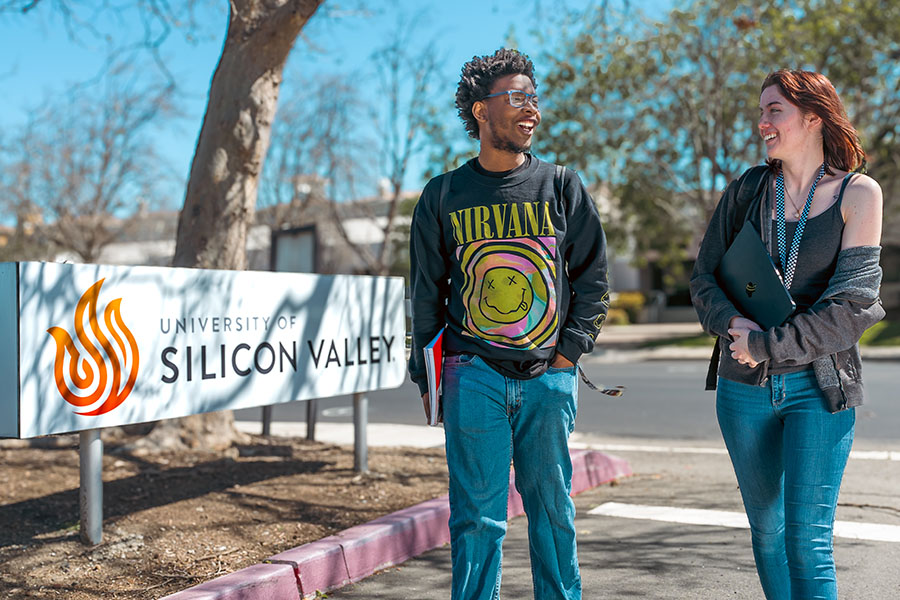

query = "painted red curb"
[
  {"left": 506, "top": 449, "right": 632, "bottom": 519},
  {"left": 267, "top": 494, "right": 451, "bottom": 597},
  {"left": 338, "top": 494, "right": 452, "bottom": 583},
  {"left": 575, "top": 449, "right": 632, "bottom": 494},
  {"left": 164, "top": 449, "right": 630, "bottom": 600},
  {"left": 159, "top": 562, "right": 300, "bottom": 600},
  {"left": 267, "top": 534, "right": 350, "bottom": 596}
]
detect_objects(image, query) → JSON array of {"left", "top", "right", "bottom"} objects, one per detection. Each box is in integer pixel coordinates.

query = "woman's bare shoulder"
[
  {"left": 840, "top": 173, "right": 882, "bottom": 247},
  {"left": 846, "top": 173, "right": 882, "bottom": 200},
  {"left": 843, "top": 173, "right": 882, "bottom": 213}
]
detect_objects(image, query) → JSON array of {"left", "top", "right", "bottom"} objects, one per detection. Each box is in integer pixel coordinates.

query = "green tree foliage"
[{"left": 538, "top": 0, "right": 900, "bottom": 283}]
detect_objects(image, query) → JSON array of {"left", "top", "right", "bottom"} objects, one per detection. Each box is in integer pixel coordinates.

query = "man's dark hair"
[{"left": 456, "top": 48, "right": 537, "bottom": 140}]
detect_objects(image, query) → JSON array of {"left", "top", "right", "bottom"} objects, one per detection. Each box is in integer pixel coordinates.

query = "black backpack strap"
[
  {"left": 437, "top": 171, "right": 453, "bottom": 278},
  {"left": 436, "top": 171, "right": 453, "bottom": 258},
  {"left": 555, "top": 164, "right": 565, "bottom": 202},
  {"left": 705, "top": 340, "right": 721, "bottom": 390},
  {"left": 706, "top": 164, "right": 769, "bottom": 391},
  {"left": 729, "top": 164, "right": 769, "bottom": 240},
  {"left": 439, "top": 171, "right": 453, "bottom": 215}
]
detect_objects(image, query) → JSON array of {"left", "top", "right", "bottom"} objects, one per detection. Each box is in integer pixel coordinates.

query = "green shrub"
[
  {"left": 605, "top": 307, "right": 630, "bottom": 325},
  {"left": 610, "top": 291, "right": 646, "bottom": 323},
  {"left": 859, "top": 320, "right": 900, "bottom": 346}
]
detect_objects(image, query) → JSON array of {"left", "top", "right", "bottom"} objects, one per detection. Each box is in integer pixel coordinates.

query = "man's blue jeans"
[
  {"left": 717, "top": 370, "right": 854, "bottom": 600},
  {"left": 442, "top": 353, "right": 581, "bottom": 600}
]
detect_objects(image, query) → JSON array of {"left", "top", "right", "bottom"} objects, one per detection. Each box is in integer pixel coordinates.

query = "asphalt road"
[{"left": 234, "top": 358, "right": 900, "bottom": 445}]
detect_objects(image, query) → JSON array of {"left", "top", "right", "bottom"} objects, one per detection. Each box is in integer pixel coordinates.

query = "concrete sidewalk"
[{"left": 160, "top": 445, "right": 632, "bottom": 600}]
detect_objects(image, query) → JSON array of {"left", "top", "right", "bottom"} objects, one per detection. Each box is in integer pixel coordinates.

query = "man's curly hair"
[{"left": 456, "top": 48, "right": 537, "bottom": 140}]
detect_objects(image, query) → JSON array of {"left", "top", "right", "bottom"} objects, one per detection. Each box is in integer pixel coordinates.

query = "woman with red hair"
[{"left": 691, "top": 69, "right": 884, "bottom": 599}]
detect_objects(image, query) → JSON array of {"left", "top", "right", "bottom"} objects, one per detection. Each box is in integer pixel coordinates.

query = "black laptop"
[{"left": 715, "top": 220, "right": 796, "bottom": 330}]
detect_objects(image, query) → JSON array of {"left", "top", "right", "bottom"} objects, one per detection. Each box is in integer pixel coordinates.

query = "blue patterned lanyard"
[{"left": 775, "top": 164, "right": 826, "bottom": 290}]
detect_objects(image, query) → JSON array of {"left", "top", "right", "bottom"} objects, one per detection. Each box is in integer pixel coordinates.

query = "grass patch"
[{"left": 859, "top": 320, "right": 900, "bottom": 346}]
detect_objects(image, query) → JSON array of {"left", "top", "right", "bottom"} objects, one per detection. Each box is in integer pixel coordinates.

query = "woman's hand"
[
  {"left": 727, "top": 316, "right": 763, "bottom": 367},
  {"left": 729, "top": 316, "right": 763, "bottom": 332},
  {"left": 727, "top": 327, "right": 759, "bottom": 368}
]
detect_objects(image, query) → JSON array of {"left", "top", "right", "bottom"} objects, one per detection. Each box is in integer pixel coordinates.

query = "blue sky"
[{"left": 0, "top": 0, "right": 672, "bottom": 208}]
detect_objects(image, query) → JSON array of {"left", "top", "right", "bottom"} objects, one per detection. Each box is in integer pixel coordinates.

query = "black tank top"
[{"left": 767, "top": 174, "right": 853, "bottom": 374}]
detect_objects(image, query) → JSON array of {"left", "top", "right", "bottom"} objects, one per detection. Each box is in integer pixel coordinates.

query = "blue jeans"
[
  {"left": 717, "top": 371, "right": 855, "bottom": 600},
  {"left": 442, "top": 353, "right": 581, "bottom": 600}
]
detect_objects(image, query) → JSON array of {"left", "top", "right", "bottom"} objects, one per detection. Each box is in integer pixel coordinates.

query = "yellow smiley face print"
[
  {"left": 480, "top": 267, "right": 534, "bottom": 324},
  {"left": 458, "top": 237, "right": 559, "bottom": 350}
]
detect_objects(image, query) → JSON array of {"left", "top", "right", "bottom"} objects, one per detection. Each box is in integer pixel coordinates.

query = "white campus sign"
[{"left": 0, "top": 262, "right": 406, "bottom": 438}]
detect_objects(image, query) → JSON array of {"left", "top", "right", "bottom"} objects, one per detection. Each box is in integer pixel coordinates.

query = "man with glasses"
[{"left": 408, "top": 48, "right": 610, "bottom": 600}]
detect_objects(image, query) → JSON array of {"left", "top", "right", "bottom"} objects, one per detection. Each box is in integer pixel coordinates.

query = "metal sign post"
[
  {"left": 353, "top": 393, "right": 368, "bottom": 473},
  {"left": 306, "top": 399, "right": 318, "bottom": 441},
  {"left": 79, "top": 429, "right": 103, "bottom": 545},
  {"left": 261, "top": 405, "right": 273, "bottom": 436}
]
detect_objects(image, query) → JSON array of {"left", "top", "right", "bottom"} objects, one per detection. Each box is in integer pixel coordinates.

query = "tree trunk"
[
  {"left": 174, "top": 0, "right": 324, "bottom": 270},
  {"left": 136, "top": 0, "right": 324, "bottom": 452}
]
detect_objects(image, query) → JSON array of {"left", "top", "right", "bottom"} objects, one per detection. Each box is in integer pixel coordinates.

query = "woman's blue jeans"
[
  {"left": 442, "top": 353, "right": 581, "bottom": 600},
  {"left": 717, "top": 370, "right": 854, "bottom": 600}
]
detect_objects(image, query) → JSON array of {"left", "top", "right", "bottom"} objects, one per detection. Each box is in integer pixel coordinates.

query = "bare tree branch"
[{"left": 0, "top": 61, "right": 175, "bottom": 262}]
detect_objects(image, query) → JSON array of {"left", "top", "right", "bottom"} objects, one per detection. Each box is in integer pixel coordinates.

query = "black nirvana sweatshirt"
[{"left": 408, "top": 155, "right": 610, "bottom": 396}]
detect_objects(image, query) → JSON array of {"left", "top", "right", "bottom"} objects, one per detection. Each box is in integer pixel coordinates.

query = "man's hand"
[
  {"left": 422, "top": 393, "right": 431, "bottom": 424},
  {"left": 551, "top": 353, "right": 575, "bottom": 368}
]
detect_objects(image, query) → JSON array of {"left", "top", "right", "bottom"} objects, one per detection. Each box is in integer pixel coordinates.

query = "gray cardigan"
[{"left": 690, "top": 167, "right": 884, "bottom": 412}]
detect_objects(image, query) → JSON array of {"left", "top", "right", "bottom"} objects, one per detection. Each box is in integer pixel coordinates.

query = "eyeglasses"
[{"left": 481, "top": 89, "right": 539, "bottom": 109}]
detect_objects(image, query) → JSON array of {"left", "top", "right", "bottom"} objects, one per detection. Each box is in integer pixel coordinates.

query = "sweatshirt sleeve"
[
  {"left": 746, "top": 296, "right": 884, "bottom": 365},
  {"left": 556, "top": 170, "right": 610, "bottom": 364},
  {"left": 746, "top": 248, "right": 885, "bottom": 364},
  {"left": 408, "top": 178, "right": 449, "bottom": 396},
  {"left": 689, "top": 180, "right": 743, "bottom": 338}
]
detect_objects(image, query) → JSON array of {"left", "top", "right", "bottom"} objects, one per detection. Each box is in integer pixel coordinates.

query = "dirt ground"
[{"left": 0, "top": 432, "right": 449, "bottom": 599}]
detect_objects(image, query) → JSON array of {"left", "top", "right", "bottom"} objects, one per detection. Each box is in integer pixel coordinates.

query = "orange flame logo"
[{"left": 47, "top": 279, "right": 140, "bottom": 416}]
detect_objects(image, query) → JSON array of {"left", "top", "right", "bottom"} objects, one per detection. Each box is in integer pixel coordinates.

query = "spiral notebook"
[{"left": 715, "top": 220, "right": 796, "bottom": 330}]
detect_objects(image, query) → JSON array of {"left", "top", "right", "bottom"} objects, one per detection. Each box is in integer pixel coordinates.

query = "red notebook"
[{"left": 423, "top": 328, "right": 445, "bottom": 426}]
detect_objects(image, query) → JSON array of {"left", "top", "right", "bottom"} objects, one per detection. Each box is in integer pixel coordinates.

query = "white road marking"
[
  {"left": 569, "top": 442, "right": 900, "bottom": 461},
  {"left": 588, "top": 502, "right": 900, "bottom": 543},
  {"left": 847, "top": 450, "right": 900, "bottom": 461},
  {"left": 589, "top": 502, "right": 749, "bottom": 528},
  {"left": 569, "top": 442, "right": 727, "bottom": 455}
]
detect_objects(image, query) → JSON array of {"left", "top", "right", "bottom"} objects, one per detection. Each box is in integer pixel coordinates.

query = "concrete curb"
[
  {"left": 159, "top": 562, "right": 300, "bottom": 600},
  {"left": 160, "top": 449, "right": 631, "bottom": 600},
  {"left": 268, "top": 494, "right": 452, "bottom": 597}
]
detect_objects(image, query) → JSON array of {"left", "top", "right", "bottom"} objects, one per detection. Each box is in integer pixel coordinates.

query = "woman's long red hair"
[{"left": 762, "top": 69, "right": 866, "bottom": 174}]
